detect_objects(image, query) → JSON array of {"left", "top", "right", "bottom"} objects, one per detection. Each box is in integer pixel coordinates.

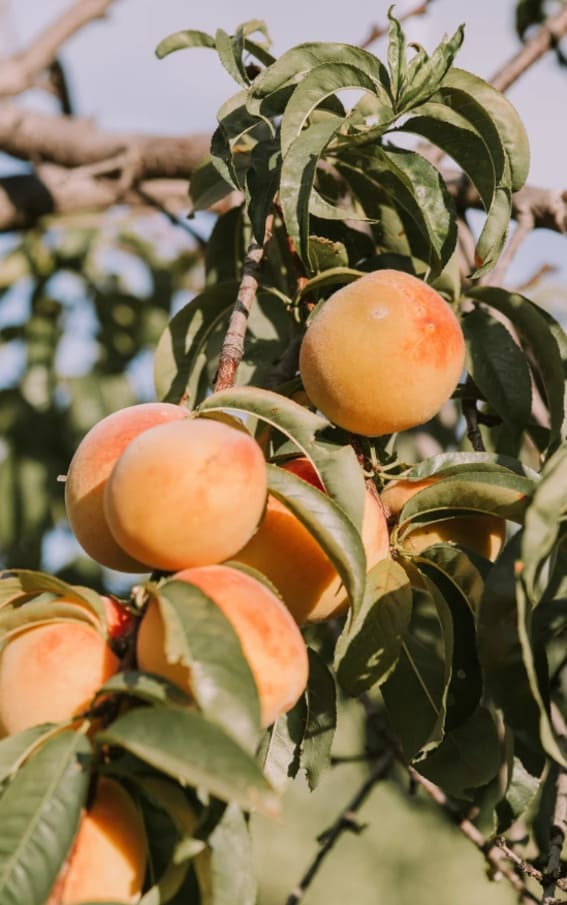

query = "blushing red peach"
[
  {"left": 65, "top": 402, "right": 188, "bottom": 571},
  {"left": 47, "top": 777, "right": 147, "bottom": 905},
  {"left": 299, "top": 269, "right": 465, "bottom": 436},
  {"left": 104, "top": 418, "right": 268, "bottom": 572},
  {"left": 381, "top": 477, "right": 506, "bottom": 561},
  {"left": 0, "top": 617, "right": 119, "bottom": 737},
  {"left": 136, "top": 565, "right": 308, "bottom": 727},
  {"left": 233, "top": 458, "right": 390, "bottom": 623}
]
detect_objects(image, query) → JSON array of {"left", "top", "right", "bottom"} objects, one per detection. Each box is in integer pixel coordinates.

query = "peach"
[
  {"left": 381, "top": 477, "right": 506, "bottom": 561},
  {"left": 65, "top": 402, "right": 188, "bottom": 571},
  {"left": 48, "top": 777, "right": 147, "bottom": 904},
  {"left": 233, "top": 457, "right": 390, "bottom": 623},
  {"left": 136, "top": 565, "right": 308, "bottom": 727},
  {"left": 0, "top": 617, "right": 119, "bottom": 737},
  {"left": 299, "top": 269, "right": 465, "bottom": 436},
  {"left": 104, "top": 418, "right": 268, "bottom": 572}
]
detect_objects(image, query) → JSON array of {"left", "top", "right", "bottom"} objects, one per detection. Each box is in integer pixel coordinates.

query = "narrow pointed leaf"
[
  {"left": 96, "top": 708, "right": 280, "bottom": 816},
  {"left": 302, "top": 649, "right": 337, "bottom": 790},
  {"left": 0, "top": 731, "right": 91, "bottom": 905},
  {"left": 335, "top": 559, "right": 412, "bottom": 694},
  {"left": 156, "top": 30, "right": 215, "bottom": 59},
  {"left": 521, "top": 443, "right": 567, "bottom": 606}
]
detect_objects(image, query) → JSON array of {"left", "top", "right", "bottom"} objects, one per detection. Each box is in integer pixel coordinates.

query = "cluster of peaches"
[{"left": 0, "top": 270, "right": 505, "bottom": 903}]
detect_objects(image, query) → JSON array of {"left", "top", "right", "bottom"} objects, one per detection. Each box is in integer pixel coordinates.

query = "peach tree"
[{"left": 0, "top": 6, "right": 566, "bottom": 905}]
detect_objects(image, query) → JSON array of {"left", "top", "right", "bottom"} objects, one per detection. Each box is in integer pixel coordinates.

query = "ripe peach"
[
  {"left": 103, "top": 595, "right": 136, "bottom": 643},
  {"left": 299, "top": 269, "right": 465, "bottom": 436},
  {"left": 48, "top": 777, "right": 147, "bottom": 904},
  {"left": 136, "top": 565, "right": 308, "bottom": 727},
  {"left": 0, "top": 617, "right": 119, "bottom": 737},
  {"left": 381, "top": 477, "right": 506, "bottom": 561},
  {"left": 104, "top": 418, "right": 268, "bottom": 572},
  {"left": 233, "top": 457, "right": 390, "bottom": 623},
  {"left": 65, "top": 402, "right": 188, "bottom": 571}
]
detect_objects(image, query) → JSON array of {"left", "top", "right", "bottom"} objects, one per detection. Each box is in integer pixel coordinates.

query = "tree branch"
[
  {"left": 214, "top": 215, "right": 274, "bottom": 392},
  {"left": 490, "top": 4, "right": 567, "bottom": 94},
  {"left": 0, "top": 0, "right": 117, "bottom": 98},
  {"left": 284, "top": 750, "right": 393, "bottom": 905}
]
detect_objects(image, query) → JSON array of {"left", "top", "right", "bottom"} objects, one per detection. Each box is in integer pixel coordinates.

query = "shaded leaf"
[
  {"left": 521, "top": 443, "right": 567, "bottom": 606},
  {"left": 419, "top": 706, "right": 500, "bottom": 799},
  {"left": 95, "top": 671, "right": 192, "bottom": 709},
  {"left": 335, "top": 559, "right": 412, "bottom": 694},
  {"left": 195, "top": 804, "right": 257, "bottom": 905},
  {"left": 0, "top": 725, "right": 57, "bottom": 785},
  {"left": 302, "top": 648, "right": 337, "bottom": 790}
]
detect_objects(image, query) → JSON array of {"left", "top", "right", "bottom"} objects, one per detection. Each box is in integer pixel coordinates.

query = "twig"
[
  {"left": 491, "top": 4, "right": 567, "bottom": 94},
  {"left": 409, "top": 768, "right": 540, "bottom": 902},
  {"left": 541, "top": 763, "right": 567, "bottom": 904},
  {"left": 214, "top": 215, "right": 274, "bottom": 392},
  {"left": 0, "top": 0, "right": 116, "bottom": 97},
  {"left": 360, "top": 1, "right": 432, "bottom": 49},
  {"left": 462, "top": 379, "right": 486, "bottom": 452},
  {"left": 495, "top": 837, "right": 567, "bottom": 894},
  {"left": 284, "top": 750, "right": 393, "bottom": 905}
]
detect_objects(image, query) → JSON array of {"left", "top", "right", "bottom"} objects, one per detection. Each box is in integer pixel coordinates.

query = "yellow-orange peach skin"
[
  {"left": 381, "top": 478, "right": 506, "bottom": 561},
  {"left": 234, "top": 458, "right": 390, "bottom": 623},
  {"left": 65, "top": 402, "right": 188, "bottom": 571},
  {"left": 0, "top": 618, "right": 119, "bottom": 737},
  {"left": 47, "top": 778, "right": 147, "bottom": 905},
  {"left": 136, "top": 565, "right": 308, "bottom": 727},
  {"left": 104, "top": 419, "right": 268, "bottom": 571},
  {"left": 299, "top": 269, "right": 465, "bottom": 436}
]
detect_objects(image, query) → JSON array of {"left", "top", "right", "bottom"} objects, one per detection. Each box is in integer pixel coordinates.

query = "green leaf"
[
  {"left": 0, "top": 731, "right": 91, "bottom": 905},
  {"left": 266, "top": 463, "right": 366, "bottom": 616},
  {"left": 521, "top": 443, "right": 567, "bottom": 606},
  {"left": 381, "top": 582, "right": 453, "bottom": 761},
  {"left": 496, "top": 756, "right": 541, "bottom": 833},
  {"left": 0, "top": 570, "right": 104, "bottom": 625},
  {"left": 198, "top": 387, "right": 365, "bottom": 531},
  {"left": 257, "top": 699, "right": 307, "bottom": 790},
  {"left": 415, "top": 544, "right": 484, "bottom": 616},
  {"left": 307, "top": 238, "right": 349, "bottom": 272},
  {"left": 153, "top": 282, "right": 237, "bottom": 405},
  {"left": 195, "top": 804, "right": 257, "bottom": 905},
  {"left": 441, "top": 68, "right": 530, "bottom": 192},
  {"left": 155, "top": 29, "right": 215, "bottom": 59},
  {"left": 280, "top": 117, "right": 343, "bottom": 268},
  {"left": 463, "top": 308, "right": 532, "bottom": 432},
  {"left": 0, "top": 725, "right": 57, "bottom": 784},
  {"left": 468, "top": 287, "right": 567, "bottom": 454},
  {"left": 401, "top": 450, "right": 539, "bottom": 482},
  {"left": 335, "top": 559, "right": 412, "bottom": 694},
  {"left": 386, "top": 6, "right": 406, "bottom": 104},
  {"left": 96, "top": 708, "right": 279, "bottom": 816},
  {"left": 215, "top": 28, "right": 248, "bottom": 87},
  {"left": 280, "top": 63, "right": 388, "bottom": 157},
  {"left": 155, "top": 580, "right": 262, "bottom": 750},
  {"left": 419, "top": 707, "right": 501, "bottom": 799},
  {"left": 397, "top": 25, "right": 465, "bottom": 112},
  {"left": 205, "top": 208, "right": 244, "bottom": 285},
  {"left": 248, "top": 42, "right": 390, "bottom": 117},
  {"left": 189, "top": 156, "right": 235, "bottom": 211},
  {"left": 95, "top": 671, "right": 192, "bottom": 709},
  {"left": 246, "top": 139, "right": 280, "bottom": 244},
  {"left": 339, "top": 145, "right": 457, "bottom": 275},
  {"left": 473, "top": 185, "right": 512, "bottom": 276},
  {"left": 302, "top": 649, "right": 337, "bottom": 790},
  {"left": 294, "top": 267, "right": 363, "bottom": 303},
  {"left": 398, "top": 471, "right": 533, "bottom": 529}
]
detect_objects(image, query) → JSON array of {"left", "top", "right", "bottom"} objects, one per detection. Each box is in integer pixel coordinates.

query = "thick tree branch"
[
  {"left": 0, "top": 0, "right": 116, "bottom": 98},
  {"left": 214, "top": 215, "right": 274, "bottom": 392},
  {"left": 491, "top": 4, "right": 567, "bottom": 94}
]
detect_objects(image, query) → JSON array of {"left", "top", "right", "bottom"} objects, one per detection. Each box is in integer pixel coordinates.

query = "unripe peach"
[
  {"left": 233, "top": 458, "right": 390, "bottom": 623},
  {"left": 104, "top": 419, "right": 268, "bottom": 572},
  {"left": 0, "top": 617, "right": 119, "bottom": 737},
  {"left": 65, "top": 402, "right": 188, "bottom": 571},
  {"left": 48, "top": 777, "right": 147, "bottom": 905},
  {"left": 381, "top": 477, "right": 506, "bottom": 561},
  {"left": 136, "top": 565, "right": 308, "bottom": 727},
  {"left": 299, "top": 269, "right": 465, "bottom": 436}
]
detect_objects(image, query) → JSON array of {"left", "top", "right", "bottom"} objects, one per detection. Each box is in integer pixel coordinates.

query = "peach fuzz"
[
  {"left": 104, "top": 418, "right": 268, "bottom": 572},
  {"left": 47, "top": 777, "right": 147, "bottom": 905},
  {"left": 299, "top": 269, "right": 465, "bottom": 436},
  {"left": 0, "top": 618, "right": 119, "bottom": 737},
  {"left": 136, "top": 565, "right": 308, "bottom": 727},
  {"left": 233, "top": 457, "right": 390, "bottom": 623},
  {"left": 381, "top": 477, "right": 506, "bottom": 561},
  {"left": 65, "top": 402, "right": 188, "bottom": 571}
]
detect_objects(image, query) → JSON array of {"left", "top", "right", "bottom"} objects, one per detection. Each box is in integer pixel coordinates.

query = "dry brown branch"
[
  {"left": 491, "top": 3, "right": 567, "bottom": 93},
  {"left": 214, "top": 214, "right": 275, "bottom": 392},
  {"left": 0, "top": 0, "right": 116, "bottom": 98},
  {"left": 360, "top": 1, "right": 431, "bottom": 49}
]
